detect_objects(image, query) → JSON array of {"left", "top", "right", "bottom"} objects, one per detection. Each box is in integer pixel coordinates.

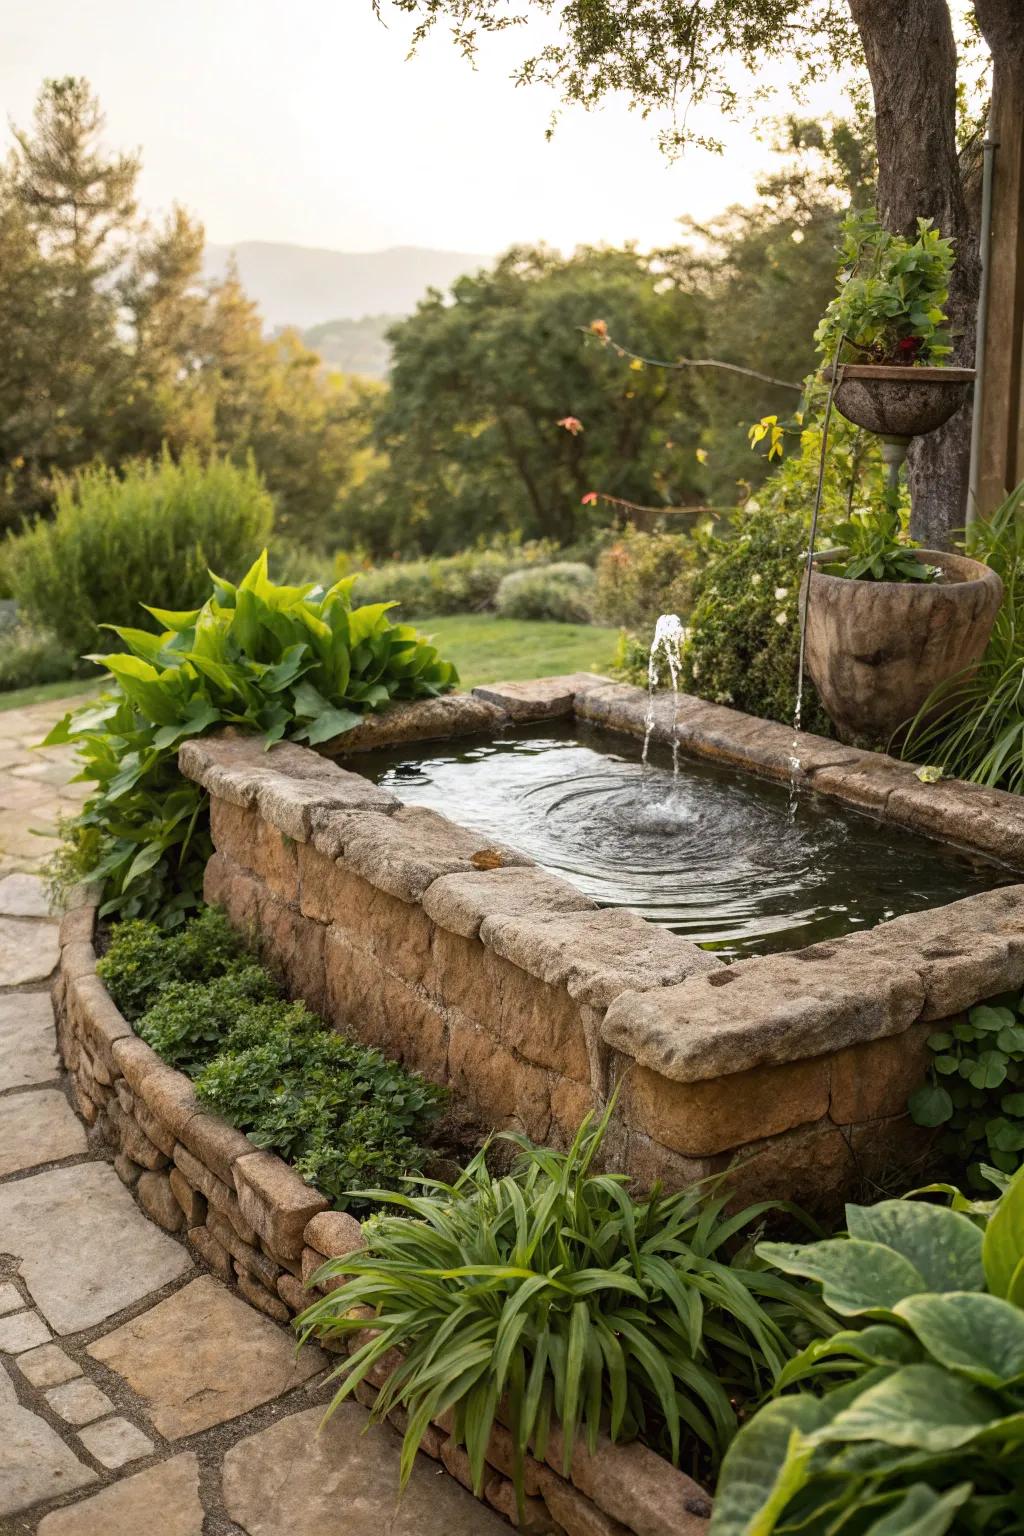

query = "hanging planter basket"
[{"left": 826, "top": 364, "right": 975, "bottom": 438}]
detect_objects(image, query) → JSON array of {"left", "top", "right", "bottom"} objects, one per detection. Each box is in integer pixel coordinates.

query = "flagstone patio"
[{"left": 0, "top": 697, "right": 508, "bottom": 1535}]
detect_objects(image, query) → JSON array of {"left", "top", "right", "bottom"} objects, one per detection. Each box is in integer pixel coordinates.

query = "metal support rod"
[{"left": 967, "top": 119, "right": 999, "bottom": 531}]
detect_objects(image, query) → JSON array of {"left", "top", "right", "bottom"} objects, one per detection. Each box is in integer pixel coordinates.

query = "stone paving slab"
[
  {"left": 0, "top": 871, "right": 54, "bottom": 916},
  {"left": 0, "top": 991, "right": 60, "bottom": 1089},
  {"left": 0, "top": 915, "right": 60, "bottom": 985},
  {"left": 0, "top": 1161, "right": 192, "bottom": 1333},
  {"left": 222, "top": 1402, "right": 510, "bottom": 1535},
  {"left": 0, "top": 1087, "right": 87, "bottom": 1175},
  {"left": 36, "top": 1454, "right": 204, "bottom": 1536},
  {"left": 0, "top": 1360, "right": 97, "bottom": 1516},
  {"left": 89, "top": 1274, "right": 326, "bottom": 1439},
  {"left": 77, "top": 1414, "right": 154, "bottom": 1469}
]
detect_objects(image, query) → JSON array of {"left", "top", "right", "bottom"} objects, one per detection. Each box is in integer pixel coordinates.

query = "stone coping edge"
[{"left": 52, "top": 889, "right": 710, "bottom": 1536}]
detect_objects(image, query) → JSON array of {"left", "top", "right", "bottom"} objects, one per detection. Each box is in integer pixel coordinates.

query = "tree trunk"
[
  {"left": 847, "top": 0, "right": 978, "bottom": 547},
  {"left": 974, "top": 0, "right": 1024, "bottom": 513}
]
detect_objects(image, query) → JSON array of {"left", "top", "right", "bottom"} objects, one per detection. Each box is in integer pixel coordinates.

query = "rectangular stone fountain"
[{"left": 179, "top": 673, "right": 1024, "bottom": 1209}]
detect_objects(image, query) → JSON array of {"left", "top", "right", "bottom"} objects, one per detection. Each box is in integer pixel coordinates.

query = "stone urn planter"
[
  {"left": 801, "top": 549, "right": 1003, "bottom": 746},
  {"left": 828, "top": 364, "right": 975, "bottom": 439}
]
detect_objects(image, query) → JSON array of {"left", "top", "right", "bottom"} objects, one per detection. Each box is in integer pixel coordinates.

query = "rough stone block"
[
  {"left": 72, "top": 973, "right": 133, "bottom": 1070},
  {"left": 829, "top": 1023, "right": 933, "bottom": 1124},
  {"left": 234, "top": 1262, "right": 291, "bottom": 1323},
  {"left": 334, "top": 804, "right": 532, "bottom": 904},
  {"left": 537, "top": 1470, "right": 632, "bottom": 1536},
  {"left": 133, "top": 1100, "right": 178, "bottom": 1159},
  {"left": 187, "top": 1223, "right": 233, "bottom": 1283},
  {"left": 301, "top": 1245, "right": 348, "bottom": 1293},
  {"left": 173, "top": 1145, "right": 255, "bottom": 1241},
  {"left": 113, "top": 1151, "right": 143, "bottom": 1189},
  {"left": 624, "top": 1057, "right": 830, "bottom": 1157},
  {"left": 317, "top": 693, "right": 508, "bottom": 754},
  {"left": 480, "top": 907, "right": 721, "bottom": 1011},
  {"left": 448, "top": 1021, "right": 552, "bottom": 1140},
  {"left": 111, "top": 1034, "right": 165, "bottom": 1093},
  {"left": 277, "top": 1272, "right": 310, "bottom": 1313},
  {"left": 234, "top": 1151, "right": 329, "bottom": 1261},
  {"left": 624, "top": 1132, "right": 716, "bottom": 1195},
  {"left": 826, "top": 886, "right": 1024, "bottom": 1022},
  {"left": 136, "top": 1170, "right": 185, "bottom": 1233},
  {"left": 548, "top": 1076, "right": 595, "bottom": 1147},
  {"left": 323, "top": 926, "right": 449, "bottom": 1080},
  {"left": 59, "top": 906, "right": 96, "bottom": 949},
  {"left": 542, "top": 1427, "right": 712, "bottom": 1535},
  {"left": 206, "top": 1209, "right": 280, "bottom": 1290},
  {"left": 203, "top": 852, "right": 262, "bottom": 932},
  {"left": 471, "top": 673, "right": 608, "bottom": 722},
  {"left": 603, "top": 950, "right": 925, "bottom": 1082},
  {"left": 304, "top": 1209, "right": 363, "bottom": 1258},
  {"left": 60, "top": 939, "right": 98, "bottom": 981},
  {"left": 107, "top": 1099, "right": 169, "bottom": 1171},
  {"left": 423, "top": 865, "right": 597, "bottom": 940},
  {"left": 178, "top": 1110, "right": 255, "bottom": 1186},
  {"left": 211, "top": 800, "right": 300, "bottom": 903},
  {"left": 255, "top": 895, "right": 328, "bottom": 1017},
  {"left": 299, "top": 845, "right": 436, "bottom": 982},
  {"left": 723, "top": 1118, "right": 855, "bottom": 1211},
  {"left": 169, "top": 1166, "right": 207, "bottom": 1228},
  {"left": 806, "top": 752, "right": 919, "bottom": 812},
  {"left": 134, "top": 1062, "right": 200, "bottom": 1140},
  {"left": 886, "top": 779, "right": 1024, "bottom": 864}
]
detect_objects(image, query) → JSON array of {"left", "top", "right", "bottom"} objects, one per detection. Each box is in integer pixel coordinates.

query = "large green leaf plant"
[
  {"left": 711, "top": 1165, "right": 1024, "bottom": 1535},
  {"left": 46, "top": 551, "right": 458, "bottom": 926}
]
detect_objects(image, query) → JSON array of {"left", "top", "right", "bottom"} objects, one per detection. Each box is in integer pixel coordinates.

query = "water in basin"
[{"left": 355, "top": 723, "right": 1014, "bottom": 957}]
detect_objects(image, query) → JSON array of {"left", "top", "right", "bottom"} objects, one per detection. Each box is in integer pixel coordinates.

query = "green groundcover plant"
[
  {"left": 46, "top": 551, "right": 459, "bottom": 927},
  {"left": 710, "top": 1164, "right": 1024, "bottom": 1535},
  {"left": 98, "top": 909, "right": 444, "bottom": 1209},
  {"left": 828, "top": 488, "right": 938, "bottom": 584},
  {"left": 902, "top": 480, "right": 1024, "bottom": 792},
  {"left": 297, "top": 1109, "right": 834, "bottom": 1521},
  {"left": 909, "top": 987, "right": 1024, "bottom": 1184}
]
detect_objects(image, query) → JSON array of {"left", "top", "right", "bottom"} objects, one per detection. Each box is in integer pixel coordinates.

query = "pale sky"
[{"left": 3, "top": 0, "right": 854, "bottom": 257}]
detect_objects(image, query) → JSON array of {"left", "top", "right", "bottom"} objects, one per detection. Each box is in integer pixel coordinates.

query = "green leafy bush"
[
  {"left": 47, "top": 551, "right": 459, "bottom": 926},
  {"left": 593, "top": 524, "right": 706, "bottom": 631},
  {"left": 97, "top": 907, "right": 247, "bottom": 1020},
  {"left": 136, "top": 968, "right": 280, "bottom": 1072},
  {"left": 0, "top": 625, "right": 77, "bottom": 691},
  {"left": 909, "top": 988, "right": 1024, "bottom": 1182},
  {"left": 193, "top": 1024, "right": 442, "bottom": 1209},
  {"left": 100, "top": 909, "right": 444, "bottom": 1209},
  {"left": 298, "top": 1109, "right": 831, "bottom": 1516},
  {"left": 712, "top": 1167, "right": 1024, "bottom": 1535},
  {"left": 815, "top": 212, "right": 955, "bottom": 367},
  {"left": 494, "top": 562, "right": 596, "bottom": 622},
  {"left": 5, "top": 451, "right": 273, "bottom": 660},
  {"left": 902, "top": 481, "right": 1024, "bottom": 791},
  {"left": 351, "top": 544, "right": 555, "bottom": 616}
]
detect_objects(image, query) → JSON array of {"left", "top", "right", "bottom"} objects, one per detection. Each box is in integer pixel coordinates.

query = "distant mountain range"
[
  {"left": 300, "top": 314, "right": 400, "bottom": 381},
  {"left": 202, "top": 240, "right": 487, "bottom": 334}
]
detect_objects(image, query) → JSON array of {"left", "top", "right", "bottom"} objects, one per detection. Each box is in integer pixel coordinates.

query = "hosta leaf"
[
  {"left": 774, "top": 1324, "right": 918, "bottom": 1390},
  {"left": 815, "top": 1362, "right": 997, "bottom": 1452},
  {"left": 982, "top": 1162, "right": 1024, "bottom": 1299},
  {"left": 862, "top": 1483, "right": 973, "bottom": 1536},
  {"left": 845, "top": 1200, "right": 984, "bottom": 1293},
  {"left": 709, "top": 1396, "right": 831, "bottom": 1536},
  {"left": 896, "top": 1291, "right": 1024, "bottom": 1387},
  {"left": 757, "top": 1238, "right": 928, "bottom": 1315}
]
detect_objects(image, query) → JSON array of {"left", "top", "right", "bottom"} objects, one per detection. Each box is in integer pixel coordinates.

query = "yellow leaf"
[{"left": 629, "top": 358, "right": 645, "bottom": 371}]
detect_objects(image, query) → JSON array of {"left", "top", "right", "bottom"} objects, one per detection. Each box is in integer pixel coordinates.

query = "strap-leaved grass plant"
[
  {"left": 44, "top": 551, "right": 459, "bottom": 926},
  {"left": 297, "top": 1106, "right": 833, "bottom": 1519}
]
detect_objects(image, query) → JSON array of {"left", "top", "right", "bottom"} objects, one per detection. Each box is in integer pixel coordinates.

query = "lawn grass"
[
  {"left": 0, "top": 676, "right": 101, "bottom": 713},
  {"left": 419, "top": 615, "right": 619, "bottom": 690}
]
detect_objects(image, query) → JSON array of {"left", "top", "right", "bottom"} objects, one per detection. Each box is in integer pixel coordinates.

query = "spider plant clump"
[
  {"left": 901, "top": 481, "right": 1024, "bottom": 791},
  {"left": 297, "top": 1107, "right": 832, "bottom": 1519}
]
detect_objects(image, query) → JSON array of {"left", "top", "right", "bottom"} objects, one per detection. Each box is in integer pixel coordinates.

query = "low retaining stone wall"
[
  {"left": 52, "top": 887, "right": 711, "bottom": 1535},
  {"left": 177, "top": 689, "right": 1024, "bottom": 1209}
]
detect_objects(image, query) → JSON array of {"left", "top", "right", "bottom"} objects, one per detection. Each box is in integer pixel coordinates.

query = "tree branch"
[{"left": 577, "top": 328, "right": 804, "bottom": 392}]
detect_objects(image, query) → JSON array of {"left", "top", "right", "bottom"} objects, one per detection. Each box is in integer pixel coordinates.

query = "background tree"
[
  {"left": 381, "top": 0, "right": 1024, "bottom": 546},
  {"left": 0, "top": 78, "right": 378, "bottom": 546},
  {"left": 344, "top": 245, "right": 707, "bottom": 557}
]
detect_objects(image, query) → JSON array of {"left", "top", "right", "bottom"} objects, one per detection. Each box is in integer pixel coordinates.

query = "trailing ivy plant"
[
  {"left": 909, "top": 988, "right": 1024, "bottom": 1184},
  {"left": 297, "top": 1107, "right": 834, "bottom": 1521},
  {"left": 45, "top": 551, "right": 459, "bottom": 927},
  {"left": 814, "top": 212, "right": 955, "bottom": 368},
  {"left": 711, "top": 1165, "right": 1024, "bottom": 1535}
]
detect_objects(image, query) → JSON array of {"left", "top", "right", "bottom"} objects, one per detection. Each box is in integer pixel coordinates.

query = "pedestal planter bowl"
[
  {"left": 801, "top": 549, "right": 1003, "bottom": 746},
  {"left": 830, "top": 364, "right": 975, "bottom": 438}
]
